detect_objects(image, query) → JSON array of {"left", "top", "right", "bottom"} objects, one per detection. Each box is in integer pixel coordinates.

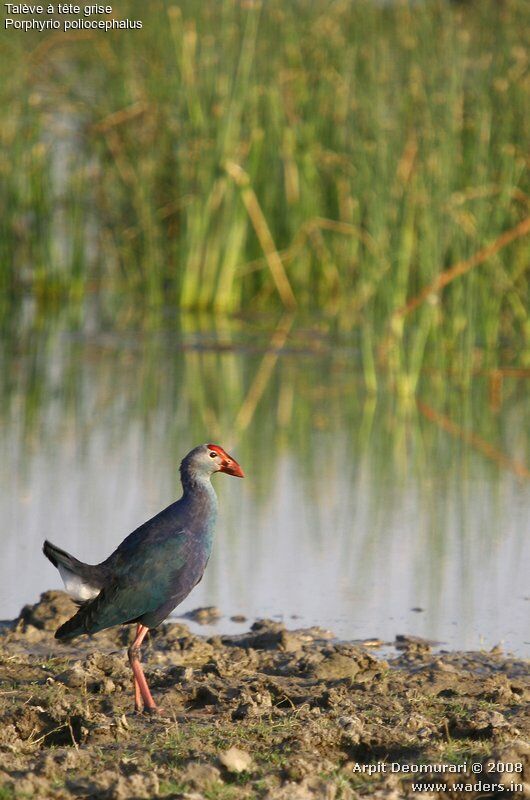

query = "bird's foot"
[
  {"left": 144, "top": 705, "right": 161, "bottom": 716},
  {"left": 146, "top": 705, "right": 174, "bottom": 721},
  {"left": 132, "top": 705, "right": 162, "bottom": 718}
]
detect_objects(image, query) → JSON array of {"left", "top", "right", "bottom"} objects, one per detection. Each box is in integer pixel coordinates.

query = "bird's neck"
[{"left": 180, "top": 469, "right": 218, "bottom": 512}]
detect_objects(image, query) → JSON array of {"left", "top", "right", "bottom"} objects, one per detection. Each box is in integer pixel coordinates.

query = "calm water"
[{"left": 1, "top": 315, "right": 529, "bottom": 655}]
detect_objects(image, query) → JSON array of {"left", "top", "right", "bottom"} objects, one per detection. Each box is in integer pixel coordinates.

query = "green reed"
[{"left": 1, "top": 0, "right": 528, "bottom": 377}]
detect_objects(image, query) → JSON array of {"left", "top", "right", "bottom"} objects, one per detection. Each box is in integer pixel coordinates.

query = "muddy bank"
[{"left": 0, "top": 591, "right": 528, "bottom": 799}]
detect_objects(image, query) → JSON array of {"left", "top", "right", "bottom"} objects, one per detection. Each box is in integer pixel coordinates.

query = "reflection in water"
[{"left": 1, "top": 315, "right": 529, "bottom": 654}]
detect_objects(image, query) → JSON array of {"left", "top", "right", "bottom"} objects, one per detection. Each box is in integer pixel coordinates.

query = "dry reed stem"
[
  {"left": 485, "top": 368, "right": 530, "bottom": 412},
  {"left": 238, "top": 216, "right": 377, "bottom": 276},
  {"left": 30, "top": 32, "right": 94, "bottom": 62},
  {"left": 394, "top": 216, "right": 530, "bottom": 319},
  {"left": 417, "top": 400, "right": 530, "bottom": 480},
  {"left": 225, "top": 161, "right": 297, "bottom": 309},
  {"left": 234, "top": 314, "right": 294, "bottom": 433},
  {"left": 396, "top": 132, "right": 418, "bottom": 187},
  {"left": 481, "top": 368, "right": 530, "bottom": 377},
  {"left": 104, "top": 129, "right": 137, "bottom": 187},
  {"left": 92, "top": 102, "right": 148, "bottom": 133}
]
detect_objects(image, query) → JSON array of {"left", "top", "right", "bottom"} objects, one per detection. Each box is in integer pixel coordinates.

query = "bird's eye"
[{"left": 209, "top": 452, "right": 217, "bottom": 458}]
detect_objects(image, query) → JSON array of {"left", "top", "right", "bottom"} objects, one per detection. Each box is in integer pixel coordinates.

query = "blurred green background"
[{"left": 2, "top": 0, "right": 529, "bottom": 381}]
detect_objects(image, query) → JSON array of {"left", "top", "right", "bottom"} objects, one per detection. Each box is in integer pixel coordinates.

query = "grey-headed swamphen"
[{"left": 43, "top": 443, "right": 244, "bottom": 714}]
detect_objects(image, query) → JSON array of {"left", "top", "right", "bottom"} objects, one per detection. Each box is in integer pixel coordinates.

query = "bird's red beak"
[
  {"left": 220, "top": 458, "right": 245, "bottom": 478},
  {"left": 208, "top": 445, "right": 245, "bottom": 478}
]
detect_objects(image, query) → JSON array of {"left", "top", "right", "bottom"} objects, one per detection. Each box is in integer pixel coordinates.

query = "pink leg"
[
  {"left": 133, "top": 669, "right": 143, "bottom": 712},
  {"left": 128, "top": 623, "right": 158, "bottom": 714}
]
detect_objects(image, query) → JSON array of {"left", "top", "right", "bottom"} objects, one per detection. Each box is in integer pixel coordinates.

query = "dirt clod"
[
  {"left": 183, "top": 606, "right": 222, "bottom": 624},
  {"left": 219, "top": 746, "right": 253, "bottom": 773}
]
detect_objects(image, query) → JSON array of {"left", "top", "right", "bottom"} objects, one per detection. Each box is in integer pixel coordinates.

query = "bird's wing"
[
  {"left": 56, "top": 530, "right": 197, "bottom": 638},
  {"left": 102, "top": 501, "right": 184, "bottom": 571}
]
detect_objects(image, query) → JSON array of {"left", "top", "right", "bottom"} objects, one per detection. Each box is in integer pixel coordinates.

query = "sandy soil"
[{"left": 0, "top": 591, "right": 528, "bottom": 799}]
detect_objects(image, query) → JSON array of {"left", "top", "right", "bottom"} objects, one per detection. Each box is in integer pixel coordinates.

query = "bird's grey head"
[{"left": 180, "top": 444, "right": 245, "bottom": 481}]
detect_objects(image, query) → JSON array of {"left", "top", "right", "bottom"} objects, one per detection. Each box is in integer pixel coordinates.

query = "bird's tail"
[
  {"left": 54, "top": 584, "right": 124, "bottom": 640},
  {"left": 43, "top": 540, "right": 103, "bottom": 605},
  {"left": 55, "top": 612, "right": 87, "bottom": 640},
  {"left": 43, "top": 540, "right": 85, "bottom": 573}
]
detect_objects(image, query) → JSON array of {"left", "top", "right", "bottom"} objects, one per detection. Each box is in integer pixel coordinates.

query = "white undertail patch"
[{"left": 58, "top": 564, "right": 99, "bottom": 602}]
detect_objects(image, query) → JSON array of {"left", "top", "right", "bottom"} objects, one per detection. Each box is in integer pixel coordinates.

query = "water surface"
[{"left": 1, "top": 316, "right": 529, "bottom": 654}]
